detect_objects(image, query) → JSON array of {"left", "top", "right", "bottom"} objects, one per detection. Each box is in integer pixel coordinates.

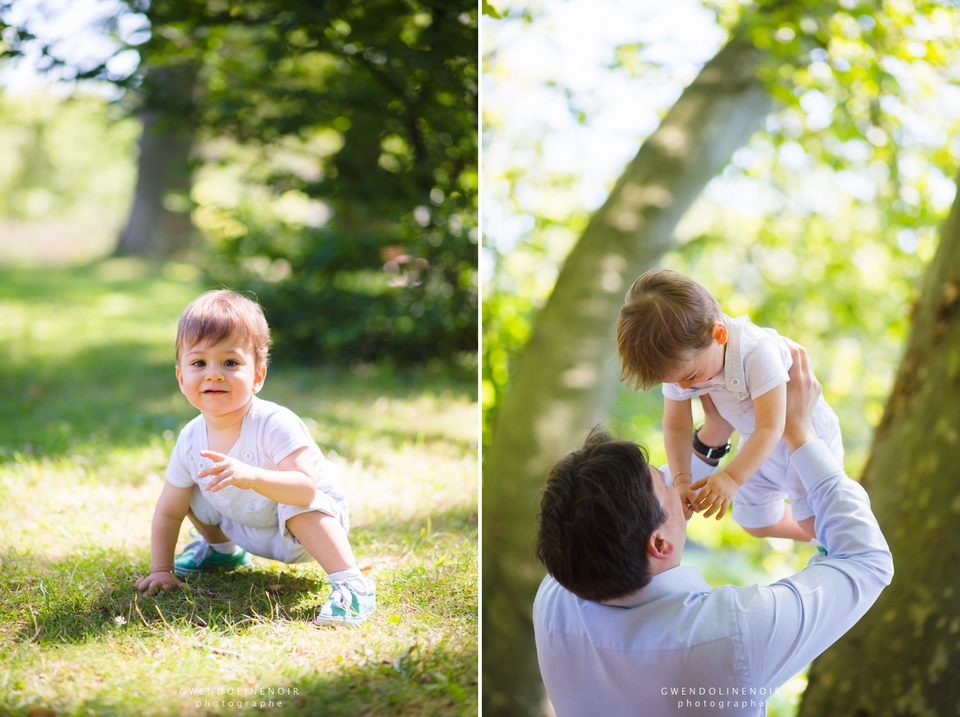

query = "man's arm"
[{"left": 733, "top": 343, "right": 893, "bottom": 689}]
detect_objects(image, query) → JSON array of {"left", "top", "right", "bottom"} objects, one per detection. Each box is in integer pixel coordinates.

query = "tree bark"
[
  {"left": 798, "top": 169, "right": 960, "bottom": 715},
  {"left": 115, "top": 63, "right": 197, "bottom": 257},
  {"left": 481, "top": 36, "right": 774, "bottom": 716}
]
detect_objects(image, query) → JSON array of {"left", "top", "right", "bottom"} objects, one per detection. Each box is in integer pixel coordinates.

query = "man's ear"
[
  {"left": 646, "top": 529, "right": 675, "bottom": 561},
  {"left": 713, "top": 322, "right": 728, "bottom": 345}
]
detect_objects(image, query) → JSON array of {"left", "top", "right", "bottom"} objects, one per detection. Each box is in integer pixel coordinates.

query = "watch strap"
[{"left": 693, "top": 427, "right": 731, "bottom": 459}]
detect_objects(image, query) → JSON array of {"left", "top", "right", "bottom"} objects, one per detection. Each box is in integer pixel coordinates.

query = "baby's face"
[
  {"left": 176, "top": 339, "right": 266, "bottom": 418},
  {"left": 663, "top": 340, "right": 726, "bottom": 391}
]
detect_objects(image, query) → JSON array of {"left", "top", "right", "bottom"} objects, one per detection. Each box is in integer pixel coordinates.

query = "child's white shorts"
[
  {"left": 731, "top": 403, "right": 844, "bottom": 529},
  {"left": 189, "top": 486, "right": 348, "bottom": 564}
]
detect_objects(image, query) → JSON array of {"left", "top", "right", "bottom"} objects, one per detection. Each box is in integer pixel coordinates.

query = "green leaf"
[{"left": 482, "top": 0, "right": 502, "bottom": 19}]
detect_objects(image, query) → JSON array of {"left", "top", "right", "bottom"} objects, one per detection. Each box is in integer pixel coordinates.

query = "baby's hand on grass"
[
  {"left": 198, "top": 450, "right": 256, "bottom": 492},
  {"left": 690, "top": 470, "right": 738, "bottom": 520},
  {"left": 135, "top": 571, "right": 184, "bottom": 595}
]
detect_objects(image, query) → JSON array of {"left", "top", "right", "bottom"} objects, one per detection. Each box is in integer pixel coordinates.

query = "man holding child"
[{"left": 533, "top": 341, "right": 893, "bottom": 715}]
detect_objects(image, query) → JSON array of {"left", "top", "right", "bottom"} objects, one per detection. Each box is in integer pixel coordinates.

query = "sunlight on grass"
[{"left": 0, "top": 262, "right": 478, "bottom": 716}]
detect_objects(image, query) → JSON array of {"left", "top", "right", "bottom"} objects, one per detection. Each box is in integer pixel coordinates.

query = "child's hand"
[
  {"left": 690, "top": 470, "right": 739, "bottom": 520},
  {"left": 198, "top": 450, "right": 257, "bottom": 492},
  {"left": 672, "top": 479, "right": 699, "bottom": 521},
  {"left": 135, "top": 570, "right": 185, "bottom": 595}
]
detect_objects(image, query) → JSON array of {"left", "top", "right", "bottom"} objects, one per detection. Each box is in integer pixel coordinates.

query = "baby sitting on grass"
[{"left": 135, "top": 289, "right": 375, "bottom": 625}]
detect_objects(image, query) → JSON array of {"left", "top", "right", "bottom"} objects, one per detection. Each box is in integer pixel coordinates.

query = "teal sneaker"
[
  {"left": 315, "top": 576, "right": 376, "bottom": 626},
  {"left": 174, "top": 538, "right": 252, "bottom": 575}
]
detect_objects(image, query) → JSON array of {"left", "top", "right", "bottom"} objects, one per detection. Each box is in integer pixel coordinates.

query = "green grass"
[{"left": 0, "top": 259, "right": 478, "bottom": 716}]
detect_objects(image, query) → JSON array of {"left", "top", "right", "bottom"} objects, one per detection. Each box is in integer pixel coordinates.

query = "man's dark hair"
[{"left": 535, "top": 426, "right": 666, "bottom": 602}]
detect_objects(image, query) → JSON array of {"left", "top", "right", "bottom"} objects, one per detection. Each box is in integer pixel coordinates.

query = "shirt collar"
[
  {"left": 720, "top": 314, "right": 748, "bottom": 393},
  {"left": 602, "top": 566, "right": 711, "bottom": 608}
]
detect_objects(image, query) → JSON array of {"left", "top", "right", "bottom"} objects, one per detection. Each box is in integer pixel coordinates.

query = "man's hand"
[
  {"left": 135, "top": 570, "right": 185, "bottom": 595},
  {"left": 690, "top": 470, "right": 738, "bottom": 520},
  {"left": 782, "top": 340, "right": 822, "bottom": 453},
  {"left": 198, "top": 450, "right": 257, "bottom": 492}
]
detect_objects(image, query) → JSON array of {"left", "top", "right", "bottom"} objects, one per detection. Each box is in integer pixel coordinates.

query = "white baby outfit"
[
  {"left": 165, "top": 396, "right": 349, "bottom": 563},
  {"left": 662, "top": 314, "right": 843, "bottom": 528}
]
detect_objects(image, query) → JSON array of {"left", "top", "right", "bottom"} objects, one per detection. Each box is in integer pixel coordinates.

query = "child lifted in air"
[
  {"left": 616, "top": 268, "right": 843, "bottom": 542},
  {"left": 135, "top": 289, "right": 375, "bottom": 624}
]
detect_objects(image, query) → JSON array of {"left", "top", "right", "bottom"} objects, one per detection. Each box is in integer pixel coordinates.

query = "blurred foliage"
[
  {"left": 0, "top": 92, "right": 137, "bottom": 222},
  {"left": 0, "top": 0, "right": 478, "bottom": 366},
  {"left": 482, "top": 0, "right": 960, "bottom": 479},
  {"left": 483, "top": 8, "right": 960, "bottom": 709}
]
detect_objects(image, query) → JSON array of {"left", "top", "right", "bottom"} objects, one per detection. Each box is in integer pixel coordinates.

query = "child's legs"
[
  {"left": 186, "top": 508, "right": 231, "bottom": 544},
  {"left": 741, "top": 503, "right": 814, "bottom": 542},
  {"left": 736, "top": 446, "right": 816, "bottom": 542},
  {"left": 187, "top": 486, "right": 231, "bottom": 543},
  {"left": 285, "top": 510, "right": 357, "bottom": 575},
  {"left": 189, "top": 486, "right": 296, "bottom": 560}
]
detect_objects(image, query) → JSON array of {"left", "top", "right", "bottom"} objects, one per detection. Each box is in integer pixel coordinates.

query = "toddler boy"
[
  {"left": 135, "top": 289, "right": 375, "bottom": 625},
  {"left": 616, "top": 269, "right": 843, "bottom": 542}
]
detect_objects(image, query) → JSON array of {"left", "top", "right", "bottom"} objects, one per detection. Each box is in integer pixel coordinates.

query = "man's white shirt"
[{"left": 533, "top": 440, "right": 893, "bottom": 716}]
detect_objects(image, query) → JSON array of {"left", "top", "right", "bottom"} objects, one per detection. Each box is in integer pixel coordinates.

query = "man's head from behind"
[{"left": 535, "top": 427, "right": 671, "bottom": 602}]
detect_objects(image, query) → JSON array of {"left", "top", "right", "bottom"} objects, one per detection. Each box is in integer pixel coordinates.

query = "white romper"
[
  {"left": 663, "top": 314, "right": 843, "bottom": 528},
  {"left": 165, "top": 396, "right": 349, "bottom": 562}
]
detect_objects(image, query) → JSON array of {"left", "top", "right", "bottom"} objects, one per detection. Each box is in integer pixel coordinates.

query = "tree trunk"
[
  {"left": 798, "top": 170, "right": 960, "bottom": 715},
  {"left": 481, "top": 36, "right": 774, "bottom": 716},
  {"left": 115, "top": 63, "right": 197, "bottom": 257}
]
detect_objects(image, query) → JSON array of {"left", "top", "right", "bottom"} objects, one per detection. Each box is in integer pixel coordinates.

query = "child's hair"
[
  {"left": 535, "top": 426, "right": 666, "bottom": 602},
  {"left": 176, "top": 289, "right": 272, "bottom": 366},
  {"left": 616, "top": 268, "right": 722, "bottom": 390}
]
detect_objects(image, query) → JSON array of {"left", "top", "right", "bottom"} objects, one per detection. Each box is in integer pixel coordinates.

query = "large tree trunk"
[
  {"left": 115, "top": 63, "right": 197, "bottom": 257},
  {"left": 481, "top": 36, "right": 774, "bottom": 716},
  {"left": 798, "top": 171, "right": 960, "bottom": 714}
]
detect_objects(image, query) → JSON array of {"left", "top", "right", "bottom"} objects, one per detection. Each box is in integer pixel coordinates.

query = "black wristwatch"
[{"left": 693, "top": 425, "right": 732, "bottom": 460}]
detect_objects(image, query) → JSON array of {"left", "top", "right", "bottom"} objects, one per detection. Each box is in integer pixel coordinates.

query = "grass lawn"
[{"left": 0, "top": 259, "right": 478, "bottom": 716}]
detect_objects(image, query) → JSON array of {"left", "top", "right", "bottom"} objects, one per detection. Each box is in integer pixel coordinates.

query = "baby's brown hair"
[
  {"left": 616, "top": 269, "right": 722, "bottom": 390},
  {"left": 176, "top": 289, "right": 272, "bottom": 367}
]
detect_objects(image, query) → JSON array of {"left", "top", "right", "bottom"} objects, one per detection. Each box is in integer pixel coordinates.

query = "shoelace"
[
  {"left": 329, "top": 583, "right": 355, "bottom": 609},
  {"left": 190, "top": 540, "right": 210, "bottom": 562},
  {"left": 330, "top": 579, "right": 370, "bottom": 610}
]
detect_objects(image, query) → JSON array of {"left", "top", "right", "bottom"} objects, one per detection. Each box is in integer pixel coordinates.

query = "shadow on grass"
[
  {"left": 0, "top": 261, "right": 476, "bottom": 468},
  {"left": 2, "top": 340, "right": 189, "bottom": 465},
  {"left": 3, "top": 506, "right": 475, "bottom": 646},
  {"left": 2, "top": 346, "right": 476, "bottom": 469},
  {"left": 235, "top": 643, "right": 479, "bottom": 716},
  {"left": 0, "top": 636, "right": 477, "bottom": 716}
]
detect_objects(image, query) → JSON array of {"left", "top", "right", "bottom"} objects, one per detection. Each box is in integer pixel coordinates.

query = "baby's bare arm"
[
  {"left": 664, "top": 398, "right": 698, "bottom": 518},
  {"left": 663, "top": 397, "right": 694, "bottom": 485},
  {"left": 724, "top": 383, "right": 786, "bottom": 486},
  {"left": 198, "top": 446, "right": 318, "bottom": 506},
  {"left": 136, "top": 482, "right": 192, "bottom": 594}
]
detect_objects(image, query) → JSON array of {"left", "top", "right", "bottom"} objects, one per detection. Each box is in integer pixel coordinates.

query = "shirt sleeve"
[
  {"left": 262, "top": 407, "right": 314, "bottom": 466},
  {"left": 733, "top": 440, "right": 894, "bottom": 690},
  {"left": 742, "top": 334, "right": 791, "bottom": 399},
  {"left": 165, "top": 428, "right": 197, "bottom": 488},
  {"left": 662, "top": 382, "right": 686, "bottom": 401}
]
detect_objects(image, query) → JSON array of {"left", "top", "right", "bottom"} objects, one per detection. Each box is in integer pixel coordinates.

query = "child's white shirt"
[
  {"left": 661, "top": 314, "right": 843, "bottom": 528},
  {"left": 662, "top": 314, "right": 792, "bottom": 437},
  {"left": 165, "top": 395, "right": 348, "bottom": 530}
]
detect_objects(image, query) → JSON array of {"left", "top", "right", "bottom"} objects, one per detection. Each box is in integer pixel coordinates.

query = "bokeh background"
[
  {"left": 482, "top": 1, "right": 960, "bottom": 714},
  {"left": 1, "top": 0, "right": 477, "bottom": 367},
  {"left": 0, "top": 2, "right": 478, "bottom": 715}
]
